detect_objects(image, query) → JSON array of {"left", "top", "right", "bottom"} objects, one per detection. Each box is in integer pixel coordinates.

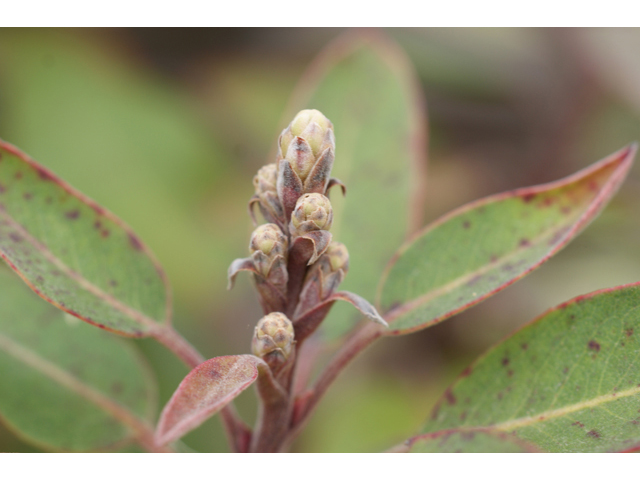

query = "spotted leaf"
[
  {"left": 0, "top": 140, "right": 170, "bottom": 337},
  {"left": 423, "top": 283, "right": 640, "bottom": 452},
  {"left": 379, "top": 144, "right": 636, "bottom": 335}
]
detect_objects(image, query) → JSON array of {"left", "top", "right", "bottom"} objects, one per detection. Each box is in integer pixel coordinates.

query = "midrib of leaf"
[
  {"left": 488, "top": 384, "right": 640, "bottom": 432},
  {"left": 0, "top": 209, "right": 162, "bottom": 334},
  {"left": 0, "top": 331, "right": 162, "bottom": 451},
  {"left": 384, "top": 218, "right": 576, "bottom": 324}
]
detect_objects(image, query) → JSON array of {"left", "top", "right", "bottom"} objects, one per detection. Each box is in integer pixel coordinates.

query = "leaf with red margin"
[
  {"left": 155, "top": 355, "right": 263, "bottom": 446},
  {"left": 403, "top": 429, "right": 541, "bottom": 453},
  {"left": 378, "top": 144, "right": 636, "bottom": 335},
  {"left": 422, "top": 282, "right": 640, "bottom": 452},
  {"left": 0, "top": 140, "right": 170, "bottom": 337}
]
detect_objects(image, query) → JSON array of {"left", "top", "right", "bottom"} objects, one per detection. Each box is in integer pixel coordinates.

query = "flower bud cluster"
[{"left": 231, "top": 108, "right": 362, "bottom": 372}]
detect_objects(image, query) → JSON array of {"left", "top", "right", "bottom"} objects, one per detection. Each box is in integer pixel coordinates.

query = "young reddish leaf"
[
  {"left": 423, "top": 283, "right": 640, "bottom": 452},
  {"left": 155, "top": 355, "right": 264, "bottom": 446},
  {"left": 293, "top": 291, "right": 387, "bottom": 342},
  {"left": 0, "top": 140, "right": 170, "bottom": 337},
  {"left": 404, "top": 429, "right": 540, "bottom": 453},
  {"left": 379, "top": 145, "right": 636, "bottom": 335},
  {"left": 0, "top": 269, "right": 158, "bottom": 452}
]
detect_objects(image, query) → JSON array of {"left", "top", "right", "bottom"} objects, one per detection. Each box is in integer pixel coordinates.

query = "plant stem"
[
  {"left": 282, "top": 321, "right": 385, "bottom": 449},
  {"left": 152, "top": 325, "right": 251, "bottom": 452},
  {"left": 250, "top": 364, "right": 291, "bottom": 452}
]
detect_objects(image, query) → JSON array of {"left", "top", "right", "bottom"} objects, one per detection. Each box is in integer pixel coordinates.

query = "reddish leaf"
[{"left": 155, "top": 355, "right": 263, "bottom": 446}]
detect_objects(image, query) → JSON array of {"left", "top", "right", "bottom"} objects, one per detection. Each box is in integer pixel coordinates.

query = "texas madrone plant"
[{"left": 0, "top": 99, "right": 639, "bottom": 452}]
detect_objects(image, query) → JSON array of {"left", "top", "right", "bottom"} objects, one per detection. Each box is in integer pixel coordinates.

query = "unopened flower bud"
[
  {"left": 252, "top": 312, "right": 295, "bottom": 367},
  {"left": 281, "top": 109, "right": 333, "bottom": 157},
  {"left": 253, "top": 164, "right": 277, "bottom": 195},
  {"left": 250, "top": 224, "right": 287, "bottom": 257},
  {"left": 251, "top": 164, "right": 284, "bottom": 223},
  {"left": 250, "top": 224, "right": 288, "bottom": 277},
  {"left": 321, "top": 241, "right": 349, "bottom": 275},
  {"left": 277, "top": 109, "right": 335, "bottom": 194},
  {"left": 290, "top": 193, "right": 333, "bottom": 236}
]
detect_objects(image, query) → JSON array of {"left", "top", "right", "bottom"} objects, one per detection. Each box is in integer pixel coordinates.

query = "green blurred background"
[{"left": 1, "top": 27, "right": 640, "bottom": 452}]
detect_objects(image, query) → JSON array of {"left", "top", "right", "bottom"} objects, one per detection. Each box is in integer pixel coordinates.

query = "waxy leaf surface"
[
  {"left": 0, "top": 140, "right": 170, "bottom": 336},
  {"left": 379, "top": 145, "right": 636, "bottom": 335},
  {"left": 284, "top": 32, "right": 426, "bottom": 337},
  {"left": 156, "top": 355, "right": 263, "bottom": 446},
  {"left": 0, "top": 268, "right": 157, "bottom": 451},
  {"left": 423, "top": 283, "right": 640, "bottom": 452},
  {"left": 406, "top": 429, "right": 539, "bottom": 453}
]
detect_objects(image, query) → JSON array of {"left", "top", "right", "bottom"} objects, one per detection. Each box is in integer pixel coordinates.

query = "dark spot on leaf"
[
  {"left": 0, "top": 183, "right": 5, "bottom": 193},
  {"left": 23, "top": 192, "right": 32, "bottom": 200},
  {"left": 101, "top": 229, "right": 110, "bottom": 238},
  {"left": 519, "top": 238, "right": 530, "bottom": 247},
  {"left": 9, "top": 233, "right": 22, "bottom": 243},
  {"left": 497, "top": 392, "right": 503, "bottom": 400},
  {"left": 588, "top": 180, "right": 599, "bottom": 192},
  {"left": 468, "top": 274, "right": 483, "bottom": 286},
  {"left": 459, "top": 411, "right": 467, "bottom": 421},
  {"left": 521, "top": 343, "right": 528, "bottom": 350},
  {"left": 542, "top": 197, "right": 554, "bottom": 207},
  {"left": 572, "top": 421, "right": 584, "bottom": 428},
  {"left": 626, "top": 328, "right": 634, "bottom": 337},
  {"left": 111, "top": 382, "right": 124, "bottom": 394},
  {"left": 94, "top": 221, "right": 102, "bottom": 229},
  {"left": 561, "top": 206, "right": 571, "bottom": 215},
  {"left": 522, "top": 193, "right": 537, "bottom": 203},
  {"left": 507, "top": 370, "right": 514, "bottom": 377},
  {"left": 563, "top": 367, "right": 569, "bottom": 374},
  {"left": 461, "top": 366, "right": 473, "bottom": 377},
  {"left": 588, "top": 340, "right": 600, "bottom": 352},
  {"left": 445, "top": 388, "right": 456, "bottom": 405},
  {"left": 109, "top": 280, "right": 118, "bottom": 287},
  {"left": 490, "top": 255, "right": 498, "bottom": 263},
  {"left": 45, "top": 197, "right": 52, "bottom": 204},
  {"left": 501, "top": 357, "right": 510, "bottom": 367},
  {"left": 37, "top": 168, "right": 54, "bottom": 181},
  {"left": 14, "top": 172, "right": 23, "bottom": 180},
  {"left": 65, "top": 210, "right": 80, "bottom": 220},
  {"left": 587, "top": 430, "right": 600, "bottom": 439},
  {"left": 463, "top": 221, "right": 470, "bottom": 229},
  {"left": 36, "top": 276, "right": 44, "bottom": 284}
]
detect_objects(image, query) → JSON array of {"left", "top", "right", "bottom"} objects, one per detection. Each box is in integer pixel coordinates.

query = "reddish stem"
[{"left": 283, "top": 321, "right": 385, "bottom": 448}]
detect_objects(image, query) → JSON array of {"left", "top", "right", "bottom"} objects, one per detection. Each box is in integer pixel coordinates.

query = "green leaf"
[
  {"left": 0, "top": 140, "right": 170, "bottom": 337},
  {"left": 283, "top": 31, "right": 427, "bottom": 337},
  {"left": 379, "top": 145, "right": 636, "bottom": 335},
  {"left": 406, "top": 429, "right": 540, "bottom": 453},
  {"left": 422, "top": 282, "right": 640, "bottom": 453},
  {"left": 0, "top": 268, "right": 157, "bottom": 451}
]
